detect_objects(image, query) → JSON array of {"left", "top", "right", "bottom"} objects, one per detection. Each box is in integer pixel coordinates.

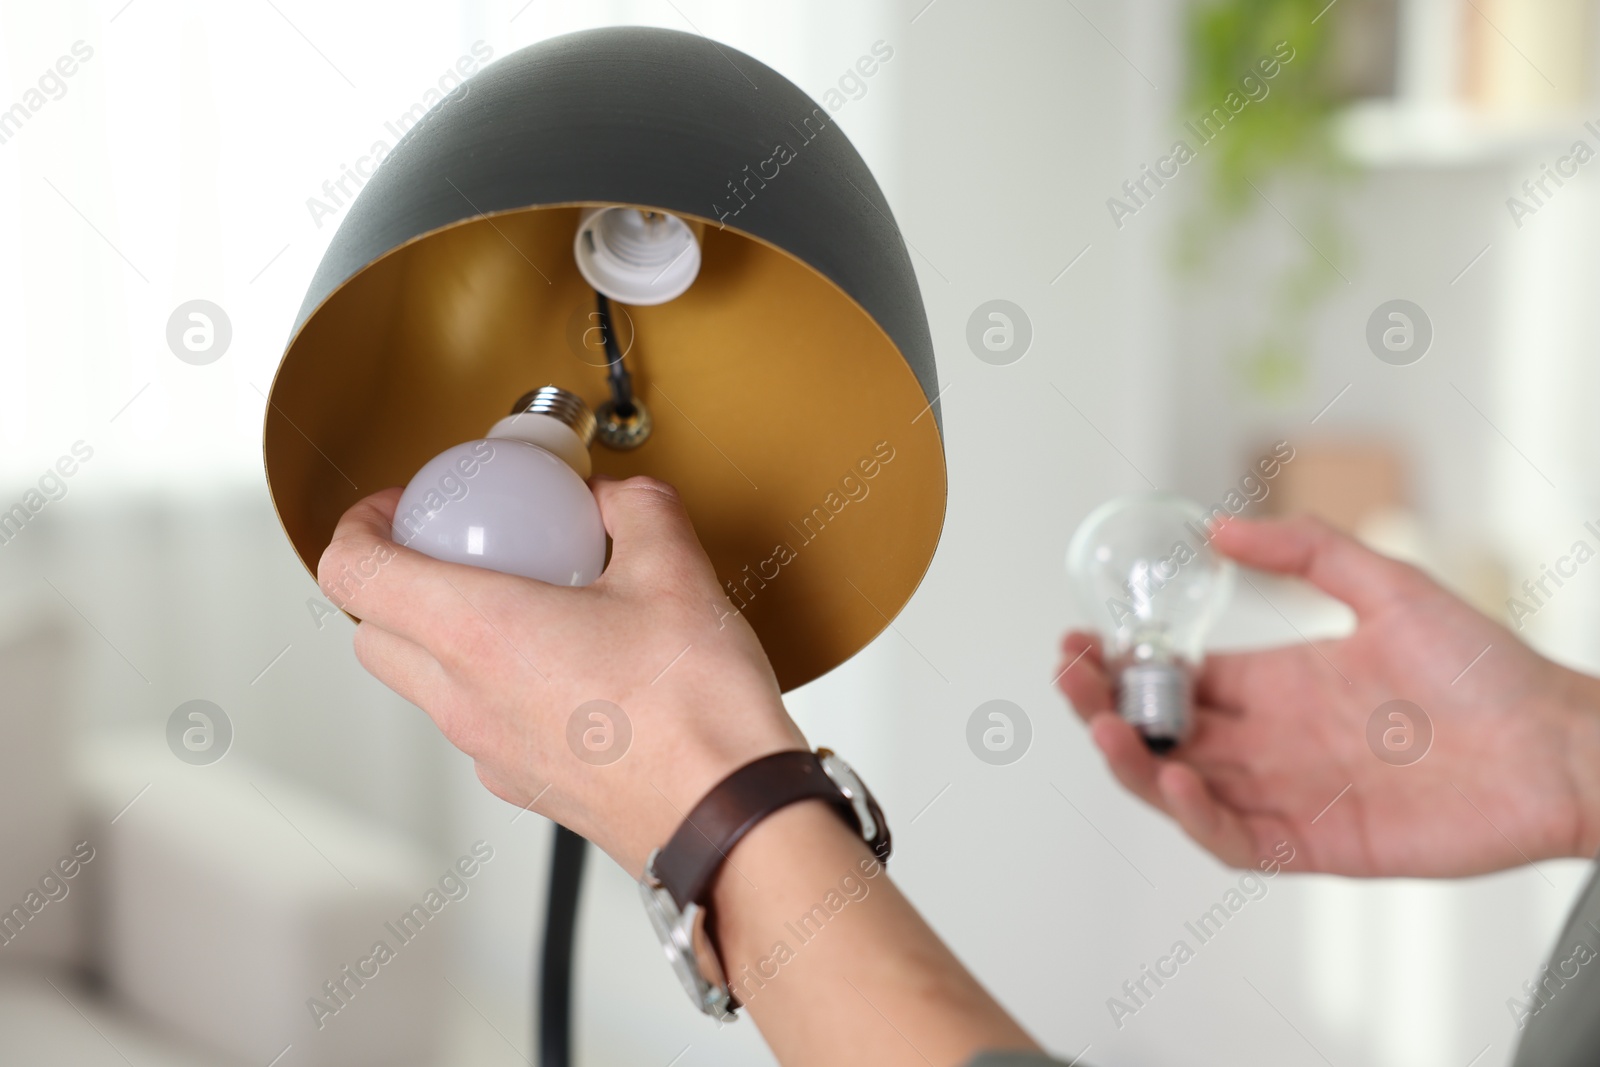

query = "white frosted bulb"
[
  {"left": 393, "top": 387, "right": 606, "bottom": 586},
  {"left": 1065, "top": 493, "right": 1235, "bottom": 750}
]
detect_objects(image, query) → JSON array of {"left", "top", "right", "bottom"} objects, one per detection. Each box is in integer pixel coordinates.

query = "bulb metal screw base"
[
  {"left": 511, "top": 386, "right": 597, "bottom": 447},
  {"left": 595, "top": 398, "right": 652, "bottom": 450},
  {"left": 1117, "top": 661, "right": 1193, "bottom": 753}
]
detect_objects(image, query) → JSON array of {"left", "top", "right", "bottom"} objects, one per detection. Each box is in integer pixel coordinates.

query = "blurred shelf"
[{"left": 1335, "top": 99, "right": 1591, "bottom": 168}]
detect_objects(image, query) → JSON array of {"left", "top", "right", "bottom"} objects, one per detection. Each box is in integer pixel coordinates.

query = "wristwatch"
[{"left": 638, "top": 747, "right": 892, "bottom": 1021}]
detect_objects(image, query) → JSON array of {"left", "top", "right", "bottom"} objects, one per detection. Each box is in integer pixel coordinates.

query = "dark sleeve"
[
  {"left": 1510, "top": 858, "right": 1600, "bottom": 1067},
  {"left": 965, "top": 1053, "right": 1083, "bottom": 1067}
]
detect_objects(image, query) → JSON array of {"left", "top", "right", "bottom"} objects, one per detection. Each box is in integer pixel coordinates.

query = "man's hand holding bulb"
[
  {"left": 342, "top": 207, "right": 805, "bottom": 879},
  {"left": 1059, "top": 513, "right": 1600, "bottom": 878},
  {"left": 321, "top": 476, "right": 805, "bottom": 880}
]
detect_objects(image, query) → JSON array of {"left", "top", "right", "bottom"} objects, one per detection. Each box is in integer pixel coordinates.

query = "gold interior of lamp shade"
[{"left": 265, "top": 204, "right": 946, "bottom": 691}]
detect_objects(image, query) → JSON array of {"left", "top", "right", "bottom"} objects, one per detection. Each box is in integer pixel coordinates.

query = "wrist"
[
  {"left": 1557, "top": 667, "right": 1600, "bottom": 859},
  {"left": 635, "top": 746, "right": 890, "bottom": 1025},
  {"left": 708, "top": 797, "right": 877, "bottom": 920},
  {"left": 642, "top": 758, "right": 1037, "bottom": 1062},
  {"left": 611, "top": 688, "right": 806, "bottom": 877},
  {"left": 702, "top": 795, "right": 1040, "bottom": 1064},
  {"left": 706, "top": 799, "right": 882, "bottom": 1003}
]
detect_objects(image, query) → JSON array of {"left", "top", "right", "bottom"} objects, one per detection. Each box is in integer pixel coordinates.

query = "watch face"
[
  {"left": 668, "top": 940, "right": 711, "bottom": 1006},
  {"left": 639, "top": 879, "right": 735, "bottom": 1020}
]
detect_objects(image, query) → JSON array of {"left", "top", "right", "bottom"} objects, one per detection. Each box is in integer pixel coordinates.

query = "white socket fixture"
[{"left": 574, "top": 206, "right": 701, "bottom": 305}]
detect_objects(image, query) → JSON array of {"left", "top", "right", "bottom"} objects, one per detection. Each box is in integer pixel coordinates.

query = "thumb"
[
  {"left": 1209, "top": 514, "right": 1427, "bottom": 619},
  {"left": 590, "top": 476, "right": 716, "bottom": 585}
]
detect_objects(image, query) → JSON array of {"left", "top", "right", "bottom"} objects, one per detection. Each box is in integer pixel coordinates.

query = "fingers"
[
  {"left": 1209, "top": 514, "right": 1428, "bottom": 619},
  {"left": 591, "top": 476, "right": 716, "bottom": 587},
  {"left": 1056, "top": 632, "right": 1112, "bottom": 722},
  {"left": 328, "top": 485, "right": 404, "bottom": 539},
  {"left": 317, "top": 488, "right": 493, "bottom": 642},
  {"left": 1086, "top": 708, "right": 1271, "bottom": 867},
  {"left": 1155, "top": 762, "right": 1262, "bottom": 868},
  {"left": 1088, "top": 712, "right": 1168, "bottom": 810},
  {"left": 1194, "top": 650, "right": 1261, "bottom": 715},
  {"left": 352, "top": 621, "right": 450, "bottom": 713}
]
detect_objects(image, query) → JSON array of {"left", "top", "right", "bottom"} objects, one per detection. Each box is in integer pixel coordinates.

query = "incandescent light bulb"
[
  {"left": 393, "top": 386, "right": 606, "bottom": 586},
  {"left": 1065, "top": 493, "right": 1235, "bottom": 750}
]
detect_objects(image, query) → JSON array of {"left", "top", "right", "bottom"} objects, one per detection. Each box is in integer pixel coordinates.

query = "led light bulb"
[
  {"left": 393, "top": 386, "right": 606, "bottom": 586},
  {"left": 1065, "top": 493, "right": 1235, "bottom": 750},
  {"left": 574, "top": 207, "right": 701, "bottom": 305}
]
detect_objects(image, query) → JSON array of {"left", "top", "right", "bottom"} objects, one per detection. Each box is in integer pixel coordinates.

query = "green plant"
[{"left": 1181, "top": 0, "right": 1354, "bottom": 399}]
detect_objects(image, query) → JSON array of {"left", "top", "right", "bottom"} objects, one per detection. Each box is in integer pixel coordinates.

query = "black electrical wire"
[
  {"left": 594, "top": 291, "right": 635, "bottom": 417},
  {"left": 538, "top": 825, "right": 588, "bottom": 1067},
  {"left": 538, "top": 292, "right": 633, "bottom": 1067}
]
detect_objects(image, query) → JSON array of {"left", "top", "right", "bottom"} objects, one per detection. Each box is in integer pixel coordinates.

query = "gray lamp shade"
[{"left": 265, "top": 26, "right": 947, "bottom": 691}]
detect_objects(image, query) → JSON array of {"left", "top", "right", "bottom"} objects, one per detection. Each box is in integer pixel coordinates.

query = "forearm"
[
  {"left": 1558, "top": 667, "right": 1600, "bottom": 859},
  {"left": 708, "top": 801, "right": 1039, "bottom": 1067}
]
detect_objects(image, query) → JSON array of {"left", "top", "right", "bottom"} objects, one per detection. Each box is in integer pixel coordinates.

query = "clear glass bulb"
[
  {"left": 1065, "top": 492, "right": 1235, "bottom": 749},
  {"left": 392, "top": 389, "right": 606, "bottom": 586}
]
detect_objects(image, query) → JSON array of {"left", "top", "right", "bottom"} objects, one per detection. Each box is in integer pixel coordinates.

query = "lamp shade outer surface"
[
  {"left": 289, "top": 26, "right": 938, "bottom": 416},
  {"left": 268, "top": 26, "right": 947, "bottom": 691}
]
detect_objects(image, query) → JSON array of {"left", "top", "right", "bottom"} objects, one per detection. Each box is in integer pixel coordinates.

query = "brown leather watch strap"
[{"left": 652, "top": 749, "right": 875, "bottom": 910}]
